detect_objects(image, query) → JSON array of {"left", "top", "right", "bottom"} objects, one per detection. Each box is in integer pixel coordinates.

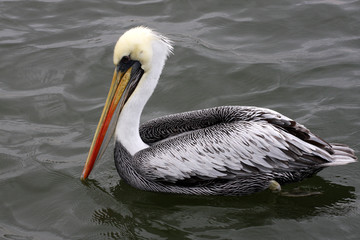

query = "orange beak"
[{"left": 81, "top": 66, "right": 135, "bottom": 180}]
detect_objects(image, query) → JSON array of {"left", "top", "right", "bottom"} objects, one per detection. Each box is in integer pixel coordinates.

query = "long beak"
[{"left": 81, "top": 62, "right": 142, "bottom": 180}]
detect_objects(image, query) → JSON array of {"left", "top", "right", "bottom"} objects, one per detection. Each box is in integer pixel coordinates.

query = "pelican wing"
[
  {"left": 135, "top": 107, "right": 334, "bottom": 183},
  {"left": 140, "top": 106, "right": 332, "bottom": 152}
]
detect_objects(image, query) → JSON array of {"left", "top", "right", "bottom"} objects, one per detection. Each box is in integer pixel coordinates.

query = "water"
[{"left": 1, "top": 0, "right": 360, "bottom": 239}]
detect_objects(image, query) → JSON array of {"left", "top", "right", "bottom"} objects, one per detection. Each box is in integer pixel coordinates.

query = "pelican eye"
[
  {"left": 116, "top": 55, "right": 133, "bottom": 72},
  {"left": 121, "top": 55, "right": 131, "bottom": 64}
]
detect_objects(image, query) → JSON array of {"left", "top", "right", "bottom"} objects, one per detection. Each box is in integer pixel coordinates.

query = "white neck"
[{"left": 115, "top": 40, "right": 169, "bottom": 155}]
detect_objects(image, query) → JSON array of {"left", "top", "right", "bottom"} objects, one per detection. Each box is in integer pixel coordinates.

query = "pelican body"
[{"left": 81, "top": 27, "right": 357, "bottom": 196}]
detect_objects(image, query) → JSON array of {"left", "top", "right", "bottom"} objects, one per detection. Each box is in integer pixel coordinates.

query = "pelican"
[{"left": 81, "top": 26, "right": 357, "bottom": 195}]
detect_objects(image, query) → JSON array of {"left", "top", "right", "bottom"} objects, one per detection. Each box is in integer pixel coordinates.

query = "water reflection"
[{"left": 89, "top": 176, "right": 355, "bottom": 239}]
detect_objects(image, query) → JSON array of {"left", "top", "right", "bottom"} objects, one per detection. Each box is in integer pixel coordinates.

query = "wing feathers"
[
  {"left": 135, "top": 106, "right": 355, "bottom": 183},
  {"left": 135, "top": 121, "right": 329, "bottom": 182}
]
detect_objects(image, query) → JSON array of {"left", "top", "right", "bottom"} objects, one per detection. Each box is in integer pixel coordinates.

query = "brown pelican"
[{"left": 81, "top": 26, "right": 357, "bottom": 195}]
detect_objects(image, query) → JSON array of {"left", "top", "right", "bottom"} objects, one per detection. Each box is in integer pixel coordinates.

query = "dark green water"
[{"left": 1, "top": 0, "right": 360, "bottom": 239}]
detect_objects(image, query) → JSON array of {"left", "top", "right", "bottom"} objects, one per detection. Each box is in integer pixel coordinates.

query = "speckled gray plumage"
[{"left": 114, "top": 106, "right": 356, "bottom": 195}]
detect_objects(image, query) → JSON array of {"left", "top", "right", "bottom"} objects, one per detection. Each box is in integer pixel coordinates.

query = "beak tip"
[{"left": 80, "top": 168, "right": 89, "bottom": 181}]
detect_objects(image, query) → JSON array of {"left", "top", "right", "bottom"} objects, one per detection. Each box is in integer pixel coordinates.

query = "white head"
[{"left": 113, "top": 26, "right": 173, "bottom": 73}]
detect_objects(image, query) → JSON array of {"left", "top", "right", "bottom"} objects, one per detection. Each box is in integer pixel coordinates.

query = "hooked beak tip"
[{"left": 80, "top": 171, "right": 87, "bottom": 181}]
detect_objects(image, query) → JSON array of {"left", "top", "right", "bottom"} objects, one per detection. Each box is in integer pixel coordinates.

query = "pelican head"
[{"left": 81, "top": 26, "right": 173, "bottom": 180}]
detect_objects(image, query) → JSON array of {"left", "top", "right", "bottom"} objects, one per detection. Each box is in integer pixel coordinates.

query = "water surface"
[{"left": 1, "top": 0, "right": 360, "bottom": 239}]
